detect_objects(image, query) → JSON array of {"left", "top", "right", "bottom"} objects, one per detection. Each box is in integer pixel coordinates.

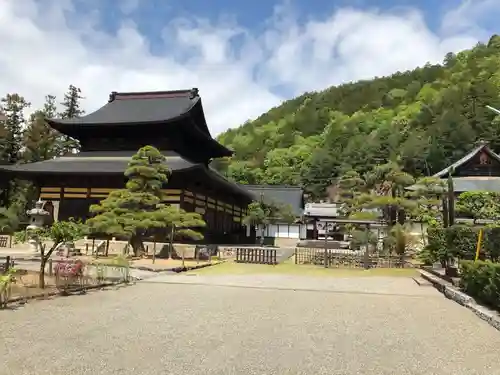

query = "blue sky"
[
  {"left": 1, "top": 0, "right": 499, "bottom": 134},
  {"left": 85, "top": 0, "right": 469, "bottom": 34}
]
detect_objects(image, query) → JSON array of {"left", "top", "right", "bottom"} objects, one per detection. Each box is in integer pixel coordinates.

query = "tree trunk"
[
  {"left": 168, "top": 226, "right": 175, "bottom": 260},
  {"left": 442, "top": 198, "right": 449, "bottom": 228},
  {"left": 39, "top": 257, "right": 46, "bottom": 289},
  {"left": 420, "top": 222, "right": 426, "bottom": 247},
  {"left": 130, "top": 234, "right": 144, "bottom": 257},
  {"left": 39, "top": 244, "right": 58, "bottom": 289}
]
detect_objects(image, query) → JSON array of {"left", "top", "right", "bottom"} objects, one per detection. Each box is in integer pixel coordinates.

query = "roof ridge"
[
  {"left": 109, "top": 88, "right": 199, "bottom": 102},
  {"left": 242, "top": 184, "right": 302, "bottom": 189}
]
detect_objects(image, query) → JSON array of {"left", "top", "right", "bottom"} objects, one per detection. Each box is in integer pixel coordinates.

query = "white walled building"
[{"left": 242, "top": 185, "right": 306, "bottom": 242}]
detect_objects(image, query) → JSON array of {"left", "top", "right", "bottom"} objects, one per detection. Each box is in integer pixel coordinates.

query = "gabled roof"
[
  {"left": 47, "top": 89, "right": 201, "bottom": 127},
  {"left": 433, "top": 142, "right": 500, "bottom": 178},
  {"left": 241, "top": 185, "right": 305, "bottom": 217}
]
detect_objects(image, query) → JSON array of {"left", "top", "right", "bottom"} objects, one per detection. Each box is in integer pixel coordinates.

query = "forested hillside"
[{"left": 216, "top": 35, "right": 500, "bottom": 200}]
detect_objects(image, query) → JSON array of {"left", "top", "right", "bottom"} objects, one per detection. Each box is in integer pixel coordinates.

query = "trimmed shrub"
[
  {"left": 445, "top": 225, "right": 477, "bottom": 260},
  {"left": 460, "top": 260, "right": 500, "bottom": 310},
  {"left": 424, "top": 225, "right": 478, "bottom": 266},
  {"left": 483, "top": 226, "right": 500, "bottom": 262},
  {"left": 424, "top": 225, "right": 500, "bottom": 264}
]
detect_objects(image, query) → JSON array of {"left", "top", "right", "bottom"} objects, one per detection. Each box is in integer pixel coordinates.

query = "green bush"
[
  {"left": 460, "top": 260, "right": 500, "bottom": 310},
  {"left": 424, "top": 225, "right": 500, "bottom": 265},
  {"left": 483, "top": 226, "right": 500, "bottom": 262},
  {"left": 445, "top": 225, "right": 477, "bottom": 260}
]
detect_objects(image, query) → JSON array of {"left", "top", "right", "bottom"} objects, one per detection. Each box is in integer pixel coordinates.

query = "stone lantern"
[{"left": 26, "top": 200, "right": 50, "bottom": 253}]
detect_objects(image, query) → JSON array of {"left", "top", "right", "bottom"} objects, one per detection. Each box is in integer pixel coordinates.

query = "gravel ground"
[{"left": 2, "top": 274, "right": 500, "bottom": 375}]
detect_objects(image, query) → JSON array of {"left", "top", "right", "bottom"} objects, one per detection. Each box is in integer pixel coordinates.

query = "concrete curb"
[{"left": 419, "top": 270, "right": 500, "bottom": 331}]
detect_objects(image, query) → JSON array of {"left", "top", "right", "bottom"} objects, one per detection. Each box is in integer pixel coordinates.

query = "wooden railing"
[{"left": 236, "top": 248, "right": 277, "bottom": 265}]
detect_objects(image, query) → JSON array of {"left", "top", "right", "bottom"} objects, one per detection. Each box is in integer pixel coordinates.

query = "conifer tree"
[
  {"left": 0, "top": 94, "right": 30, "bottom": 209},
  {"left": 1, "top": 93, "right": 30, "bottom": 164},
  {"left": 59, "top": 85, "right": 84, "bottom": 154},
  {"left": 23, "top": 95, "right": 59, "bottom": 162},
  {"left": 86, "top": 146, "right": 206, "bottom": 256}
]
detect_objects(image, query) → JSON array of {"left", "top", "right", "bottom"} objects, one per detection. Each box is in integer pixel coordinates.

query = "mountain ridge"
[{"left": 216, "top": 35, "right": 500, "bottom": 199}]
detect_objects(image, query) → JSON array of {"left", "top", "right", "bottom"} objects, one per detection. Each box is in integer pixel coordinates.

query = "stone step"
[{"left": 412, "top": 276, "right": 432, "bottom": 287}]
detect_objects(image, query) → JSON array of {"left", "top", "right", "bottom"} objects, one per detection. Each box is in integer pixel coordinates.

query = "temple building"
[{"left": 0, "top": 89, "right": 254, "bottom": 243}]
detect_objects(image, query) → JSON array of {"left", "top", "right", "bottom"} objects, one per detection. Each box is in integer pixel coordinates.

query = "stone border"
[
  {"left": 131, "top": 260, "right": 225, "bottom": 273},
  {"left": 5, "top": 280, "right": 134, "bottom": 307},
  {"left": 419, "top": 270, "right": 500, "bottom": 331}
]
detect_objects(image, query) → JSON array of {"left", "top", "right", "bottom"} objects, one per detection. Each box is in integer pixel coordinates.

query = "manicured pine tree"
[{"left": 86, "top": 146, "right": 206, "bottom": 256}]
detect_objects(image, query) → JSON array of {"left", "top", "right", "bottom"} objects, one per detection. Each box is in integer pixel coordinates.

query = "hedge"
[
  {"left": 460, "top": 260, "right": 500, "bottom": 310},
  {"left": 421, "top": 225, "right": 500, "bottom": 266}
]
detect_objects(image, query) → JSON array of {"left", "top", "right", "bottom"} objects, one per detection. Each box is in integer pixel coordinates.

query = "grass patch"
[{"left": 187, "top": 260, "right": 418, "bottom": 277}]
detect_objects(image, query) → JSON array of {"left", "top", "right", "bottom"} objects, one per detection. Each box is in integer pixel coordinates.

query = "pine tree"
[
  {"left": 0, "top": 94, "right": 30, "bottom": 209},
  {"left": 86, "top": 146, "right": 206, "bottom": 256},
  {"left": 59, "top": 85, "right": 84, "bottom": 154},
  {"left": 1, "top": 93, "right": 30, "bottom": 164},
  {"left": 23, "top": 95, "right": 59, "bottom": 162},
  {"left": 0, "top": 112, "right": 8, "bottom": 163}
]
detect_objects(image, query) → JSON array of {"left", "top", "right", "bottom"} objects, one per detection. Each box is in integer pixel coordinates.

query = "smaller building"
[
  {"left": 241, "top": 185, "right": 306, "bottom": 243},
  {"left": 431, "top": 141, "right": 500, "bottom": 193}
]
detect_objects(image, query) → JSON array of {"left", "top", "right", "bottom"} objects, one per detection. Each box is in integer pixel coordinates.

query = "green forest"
[
  {"left": 215, "top": 35, "right": 500, "bottom": 200},
  {"left": 0, "top": 85, "right": 85, "bottom": 216}
]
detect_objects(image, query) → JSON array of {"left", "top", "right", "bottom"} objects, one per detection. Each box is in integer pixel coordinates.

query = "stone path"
[{"left": 2, "top": 273, "right": 500, "bottom": 375}]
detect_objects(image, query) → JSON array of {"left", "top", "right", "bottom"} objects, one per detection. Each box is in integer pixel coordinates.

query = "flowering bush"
[{"left": 54, "top": 260, "right": 84, "bottom": 277}]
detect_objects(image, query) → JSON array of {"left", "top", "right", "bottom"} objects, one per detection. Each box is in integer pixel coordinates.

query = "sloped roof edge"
[{"left": 433, "top": 143, "right": 500, "bottom": 178}]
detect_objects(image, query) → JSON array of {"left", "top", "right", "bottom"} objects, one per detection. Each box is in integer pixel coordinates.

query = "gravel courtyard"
[{"left": 2, "top": 273, "right": 500, "bottom": 375}]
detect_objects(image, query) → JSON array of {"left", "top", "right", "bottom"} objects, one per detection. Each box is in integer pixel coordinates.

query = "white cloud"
[{"left": 0, "top": 0, "right": 498, "bottom": 136}]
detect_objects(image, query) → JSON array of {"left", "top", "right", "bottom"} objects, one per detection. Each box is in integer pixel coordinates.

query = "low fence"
[
  {"left": 52, "top": 259, "right": 130, "bottom": 293},
  {"left": 0, "top": 256, "right": 15, "bottom": 274},
  {"left": 0, "top": 258, "right": 131, "bottom": 307},
  {"left": 236, "top": 248, "right": 277, "bottom": 265},
  {"left": 295, "top": 248, "right": 413, "bottom": 269}
]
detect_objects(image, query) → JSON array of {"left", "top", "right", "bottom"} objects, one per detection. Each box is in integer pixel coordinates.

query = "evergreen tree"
[
  {"left": 0, "top": 94, "right": 30, "bottom": 209},
  {"left": 59, "top": 85, "right": 84, "bottom": 154},
  {"left": 23, "top": 95, "right": 59, "bottom": 162},
  {"left": 0, "top": 93, "right": 30, "bottom": 164},
  {"left": 86, "top": 146, "right": 206, "bottom": 256}
]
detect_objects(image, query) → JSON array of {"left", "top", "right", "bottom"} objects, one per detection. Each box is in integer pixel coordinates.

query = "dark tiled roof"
[
  {"left": 240, "top": 185, "right": 304, "bottom": 217},
  {"left": 47, "top": 89, "right": 200, "bottom": 126},
  {"left": 0, "top": 151, "right": 197, "bottom": 175},
  {"left": 204, "top": 168, "right": 254, "bottom": 200},
  {"left": 433, "top": 143, "right": 500, "bottom": 178}
]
